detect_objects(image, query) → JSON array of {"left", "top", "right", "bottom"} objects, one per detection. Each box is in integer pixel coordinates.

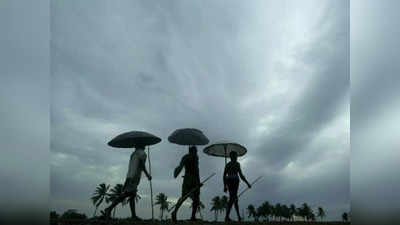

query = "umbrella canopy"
[
  {"left": 168, "top": 128, "right": 209, "bottom": 146},
  {"left": 108, "top": 131, "right": 161, "bottom": 148},
  {"left": 203, "top": 141, "right": 247, "bottom": 158}
]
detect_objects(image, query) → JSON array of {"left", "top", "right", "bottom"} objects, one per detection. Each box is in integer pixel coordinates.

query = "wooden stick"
[
  {"left": 238, "top": 176, "right": 263, "bottom": 198},
  {"left": 168, "top": 173, "right": 216, "bottom": 212},
  {"left": 224, "top": 144, "right": 227, "bottom": 166},
  {"left": 147, "top": 146, "right": 154, "bottom": 221}
]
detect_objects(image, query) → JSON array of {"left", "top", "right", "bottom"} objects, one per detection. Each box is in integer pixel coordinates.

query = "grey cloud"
[
  {"left": 255, "top": 1, "right": 349, "bottom": 170},
  {"left": 50, "top": 0, "right": 349, "bottom": 221}
]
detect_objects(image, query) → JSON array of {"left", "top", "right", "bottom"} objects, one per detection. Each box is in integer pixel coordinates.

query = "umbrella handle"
[
  {"left": 147, "top": 147, "right": 154, "bottom": 221},
  {"left": 224, "top": 145, "right": 227, "bottom": 166}
]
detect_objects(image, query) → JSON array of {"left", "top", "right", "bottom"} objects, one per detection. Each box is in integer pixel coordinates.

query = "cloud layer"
[{"left": 51, "top": 0, "right": 349, "bottom": 221}]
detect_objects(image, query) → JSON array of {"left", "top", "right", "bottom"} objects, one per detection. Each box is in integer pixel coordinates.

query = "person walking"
[
  {"left": 103, "top": 144, "right": 152, "bottom": 220},
  {"left": 171, "top": 146, "right": 202, "bottom": 222},
  {"left": 223, "top": 151, "right": 251, "bottom": 222}
]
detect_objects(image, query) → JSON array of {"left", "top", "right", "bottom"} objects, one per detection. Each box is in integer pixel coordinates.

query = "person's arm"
[
  {"left": 238, "top": 163, "right": 251, "bottom": 188},
  {"left": 140, "top": 155, "right": 152, "bottom": 180},
  {"left": 174, "top": 156, "right": 186, "bottom": 178},
  {"left": 223, "top": 165, "right": 228, "bottom": 192},
  {"left": 196, "top": 167, "right": 202, "bottom": 187},
  {"left": 196, "top": 158, "right": 201, "bottom": 184}
]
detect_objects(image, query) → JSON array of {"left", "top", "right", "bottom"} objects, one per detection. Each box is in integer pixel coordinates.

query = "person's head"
[
  {"left": 189, "top": 145, "right": 197, "bottom": 155},
  {"left": 134, "top": 144, "right": 146, "bottom": 150},
  {"left": 229, "top": 151, "right": 238, "bottom": 161}
]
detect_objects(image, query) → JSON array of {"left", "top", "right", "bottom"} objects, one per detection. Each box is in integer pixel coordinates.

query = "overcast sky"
[
  {"left": 50, "top": 0, "right": 349, "bottom": 221},
  {"left": 0, "top": 1, "right": 49, "bottom": 223},
  {"left": 351, "top": 1, "right": 400, "bottom": 224}
]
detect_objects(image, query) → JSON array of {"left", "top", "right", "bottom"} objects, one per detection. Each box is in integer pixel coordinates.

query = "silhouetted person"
[
  {"left": 103, "top": 144, "right": 151, "bottom": 220},
  {"left": 223, "top": 151, "right": 251, "bottom": 222},
  {"left": 171, "top": 146, "right": 202, "bottom": 222}
]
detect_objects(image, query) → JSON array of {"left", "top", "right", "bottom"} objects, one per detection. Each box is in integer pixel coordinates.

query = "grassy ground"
[{"left": 52, "top": 219, "right": 350, "bottom": 225}]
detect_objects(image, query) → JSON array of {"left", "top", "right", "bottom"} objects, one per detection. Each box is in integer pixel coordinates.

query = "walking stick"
[
  {"left": 147, "top": 146, "right": 154, "bottom": 221},
  {"left": 238, "top": 176, "right": 263, "bottom": 198},
  {"left": 168, "top": 173, "right": 216, "bottom": 212}
]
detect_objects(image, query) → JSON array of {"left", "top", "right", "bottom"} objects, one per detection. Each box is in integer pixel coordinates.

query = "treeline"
[
  {"left": 209, "top": 196, "right": 350, "bottom": 222},
  {"left": 50, "top": 183, "right": 350, "bottom": 223},
  {"left": 246, "top": 201, "right": 349, "bottom": 222},
  {"left": 247, "top": 202, "right": 324, "bottom": 222},
  {"left": 50, "top": 209, "right": 86, "bottom": 224}
]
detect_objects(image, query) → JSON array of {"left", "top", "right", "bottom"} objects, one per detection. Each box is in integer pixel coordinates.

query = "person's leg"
[
  {"left": 225, "top": 180, "right": 234, "bottom": 221},
  {"left": 129, "top": 193, "right": 137, "bottom": 219},
  {"left": 234, "top": 198, "right": 240, "bottom": 221},
  {"left": 171, "top": 195, "right": 185, "bottom": 222},
  {"left": 104, "top": 192, "right": 129, "bottom": 217},
  {"left": 232, "top": 179, "right": 240, "bottom": 221},
  {"left": 122, "top": 180, "right": 140, "bottom": 220},
  {"left": 173, "top": 181, "right": 192, "bottom": 222},
  {"left": 225, "top": 197, "right": 234, "bottom": 221},
  {"left": 190, "top": 194, "right": 200, "bottom": 220}
]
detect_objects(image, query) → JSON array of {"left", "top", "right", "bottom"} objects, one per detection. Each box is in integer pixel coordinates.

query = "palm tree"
[
  {"left": 298, "top": 203, "right": 311, "bottom": 221},
  {"left": 106, "top": 184, "right": 128, "bottom": 218},
  {"left": 247, "top": 204, "right": 257, "bottom": 221},
  {"left": 282, "top": 205, "right": 290, "bottom": 221},
  {"left": 307, "top": 209, "right": 316, "bottom": 221},
  {"left": 289, "top": 204, "right": 297, "bottom": 221},
  {"left": 210, "top": 196, "right": 221, "bottom": 221},
  {"left": 256, "top": 206, "right": 263, "bottom": 222},
  {"left": 90, "top": 183, "right": 110, "bottom": 217},
  {"left": 259, "top": 201, "right": 271, "bottom": 221},
  {"left": 275, "top": 203, "right": 282, "bottom": 221},
  {"left": 220, "top": 195, "right": 229, "bottom": 215},
  {"left": 342, "top": 212, "right": 348, "bottom": 222},
  {"left": 270, "top": 205, "right": 276, "bottom": 221},
  {"left": 317, "top": 207, "right": 326, "bottom": 221},
  {"left": 155, "top": 193, "right": 170, "bottom": 220}
]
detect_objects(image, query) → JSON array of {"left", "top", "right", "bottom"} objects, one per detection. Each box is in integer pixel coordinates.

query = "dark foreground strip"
[{"left": 51, "top": 219, "right": 351, "bottom": 225}]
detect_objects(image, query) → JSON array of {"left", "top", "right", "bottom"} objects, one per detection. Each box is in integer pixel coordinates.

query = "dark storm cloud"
[
  {"left": 51, "top": 0, "right": 349, "bottom": 220},
  {"left": 254, "top": 1, "right": 349, "bottom": 170},
  {"left": 351, "top": 1, "right": 400, "bottom": 224}
]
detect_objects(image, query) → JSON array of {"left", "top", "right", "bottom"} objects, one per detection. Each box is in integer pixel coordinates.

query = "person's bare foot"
[{"left": 132, "top": 216, "right": 142, "bottom": 221}]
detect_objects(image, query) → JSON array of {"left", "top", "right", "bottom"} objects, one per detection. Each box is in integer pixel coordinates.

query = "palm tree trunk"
[
  {"left": 93, "top": 207, "right": 98, "bottom": 217},
  {"left": 161, "top": 209, "right": 164, "bottom": 220}
]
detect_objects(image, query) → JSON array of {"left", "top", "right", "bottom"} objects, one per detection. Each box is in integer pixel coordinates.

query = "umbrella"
[
  {"left": 108, "top": 131, "right": 161, "bottom": 148},
  {"left": 203, "top": 140, "right": 247, "bottom": 165},
  {"left": 168, "top": 128, "right": 209, "bottom": 146},
  {"left": 107, "top": 130, "right": 161, "bottom": 221}
]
